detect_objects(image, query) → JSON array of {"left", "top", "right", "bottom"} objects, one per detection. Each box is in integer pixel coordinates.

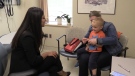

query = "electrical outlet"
[{"left": 49, "top": 34, "right": 52, "bottom": 38}]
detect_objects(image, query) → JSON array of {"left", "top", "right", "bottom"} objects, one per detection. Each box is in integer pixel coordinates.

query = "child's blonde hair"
[{"left": 92, "top": 17, "right": 104, "bottom": 26}]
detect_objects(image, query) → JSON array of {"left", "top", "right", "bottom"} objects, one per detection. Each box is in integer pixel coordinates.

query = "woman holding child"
[{"left": 77, "top": 11, "right": 122, "bottom": 76}]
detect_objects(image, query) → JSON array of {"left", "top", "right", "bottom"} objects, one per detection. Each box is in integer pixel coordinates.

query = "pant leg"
[
  {"left": 78, "top": 52, "right": 89, "bottom": 76},
  {"left": 48, "top": 66, "right": 59, "bottom": 76},
  {"left": 96, "top": 50, "right": 112, "bottom": 76},
  {"left": 88, "top": 52, "right": 100, "bottom": 70},
  {"left": 37, "top": 55, "right": 63, "bottom": 76},
  {"left": 77, "top": 46, "right": 88, "bottom": 60}
]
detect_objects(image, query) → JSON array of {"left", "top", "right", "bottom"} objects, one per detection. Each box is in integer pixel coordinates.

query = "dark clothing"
[
  {"left": 37, "top": 56, "right": 62, "bottom": 76},
  {"left": 9, "top": 31, "right": 62, "bottom": 76},
  {"left": 78, "top": 46, "right": 112, "bottom": 76},
  {"left": 77, "top": 46, "right": 101, "bottom": 70},
  {"left": 88, "top": 52, "right": 100, "bottom": 70}
]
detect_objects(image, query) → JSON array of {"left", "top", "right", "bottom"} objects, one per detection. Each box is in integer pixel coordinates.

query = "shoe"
[
  {"left": 58, "top": 71, "right": 71, "bottom": 76},
  {"left": 74, "top": 62, "right": 79, "bottom": 67},
  {"left": 66, "top": 72, "right": 71, "bottom": 76}
]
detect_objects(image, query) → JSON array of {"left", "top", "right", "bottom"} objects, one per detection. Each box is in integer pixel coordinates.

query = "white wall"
[
  {"left": 0, "top": 0, "right": 135, "bottom": 58},
  {"left": 44, "top": 0, "right": 135, "bottom": 58},
  {"left": 0, "top": 0, "right": 39, "bottom": 36}
]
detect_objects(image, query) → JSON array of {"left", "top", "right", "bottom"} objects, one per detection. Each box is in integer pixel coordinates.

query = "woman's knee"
[
  {"left": 45, "top": 56, "right": 57, "bottom": 61},
  {"left": 47, "top": 55, "right": 59, "bottom": 59}
]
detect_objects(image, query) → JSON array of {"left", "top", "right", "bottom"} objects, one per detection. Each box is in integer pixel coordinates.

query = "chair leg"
[
  {"left": 109, "top": 69, "right": 111, "bottom": 76},
  {"left": 67, "top": 57, "right": 69, "bottom": 60}
]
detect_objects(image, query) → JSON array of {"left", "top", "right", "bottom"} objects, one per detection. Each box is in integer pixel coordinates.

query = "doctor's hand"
[
  {"left": 41, "top": 51, "right": 58, "bottom": 59},
  {"left": 47, "top": 51, "right": 58, "bottom": 58}
]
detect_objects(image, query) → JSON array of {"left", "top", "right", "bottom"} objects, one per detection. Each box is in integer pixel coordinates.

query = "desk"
[
  {"left": 0, "top": 32, "right": 15, "bottom": 53},
  {"left": 111, "top": 56, "right": 135, "bottom": 76},
  {"left": 0, "top": 32, "right": 16, "bottom": 44},
  {"left": 0, "top": 32, "right": 15, "bottom": 76}
]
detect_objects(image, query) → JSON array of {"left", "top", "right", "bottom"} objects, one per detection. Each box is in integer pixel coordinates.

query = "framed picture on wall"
[{"left": 77, "top": 0, "right": 116, "bottom": 14}]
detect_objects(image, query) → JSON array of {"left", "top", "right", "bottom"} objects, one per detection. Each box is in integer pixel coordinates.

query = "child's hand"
[
  {"left": 88, "top": 38, "right": 97, "bottom": 45},
  {"left": 82, "top": 38, "right": 88, "bottom": 44}
]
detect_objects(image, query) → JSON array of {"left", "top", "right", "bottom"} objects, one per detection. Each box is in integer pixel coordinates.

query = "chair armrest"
[
  {"left": 56, "top": 35, "right": 66, "bottom": 41},
  {"left": 123, "top": 47, "right": 128, "bottom": 57},
  {"left": 56, "top": 35, "right": 66, "bottom": 56},
  {"left": 124, "top": 47, "right": 129, "bottom": 50},
  {"left": 117, "top": 47, "right": 128, "bottom": 58}
]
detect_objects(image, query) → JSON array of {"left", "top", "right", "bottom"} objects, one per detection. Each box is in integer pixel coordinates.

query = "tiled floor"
[{"left": 4, "top": 47, "right": 110, "bottom": 76}]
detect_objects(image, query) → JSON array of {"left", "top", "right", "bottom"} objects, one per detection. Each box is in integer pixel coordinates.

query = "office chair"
[
  {"left": 0, "top": 42, "right": 11, "bottom": 76},
  {"left": 0, "top": 32, "right": 50, "bottom": 76},
  {"left": 101, "top": 33, "right": 128, "bottom": 75},
  {"left": 0, "top": 43, "right": 49, "bottom": 76},
  {"left": 56, "top": 27, "right": 86, "bottom": 60}
]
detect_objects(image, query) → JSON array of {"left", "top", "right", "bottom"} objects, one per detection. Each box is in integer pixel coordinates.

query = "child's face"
[{"left": 91, "top": 21, "right": 103, "bottom": 33}]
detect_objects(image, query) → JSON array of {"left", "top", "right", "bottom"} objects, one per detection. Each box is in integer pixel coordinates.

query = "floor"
[
  {"left": 58, "top": 55, "right": 109, "bottom": 76},
  {"left": 4, "top": 46, "right": 110, "bottom": 76}
]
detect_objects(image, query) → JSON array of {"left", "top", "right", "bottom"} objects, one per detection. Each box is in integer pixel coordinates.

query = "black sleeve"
[{"left": 21, "top": 36, "right": 44, "bottom": 67}]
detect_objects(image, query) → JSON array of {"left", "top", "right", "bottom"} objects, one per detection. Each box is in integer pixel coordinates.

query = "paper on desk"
[
  {"left": 0, "top": 32, "right": 16, "bottom": 44},
  {"left": 111, "top": 56, "right": 135, "bottom": 76}
]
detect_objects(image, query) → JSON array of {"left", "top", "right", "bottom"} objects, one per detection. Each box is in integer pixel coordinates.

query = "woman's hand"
[
  {"left": 88, "top": 38, "right": 97, "bottom": 45},
  {"left": 41, "top": 51, "right": 58, "bottom": 59},
  {"left": 47, "top": 51, "right": 58, "bottom": 58},
  {"left": 82, "top": 38, "right": 88, "bottom": 44}
]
